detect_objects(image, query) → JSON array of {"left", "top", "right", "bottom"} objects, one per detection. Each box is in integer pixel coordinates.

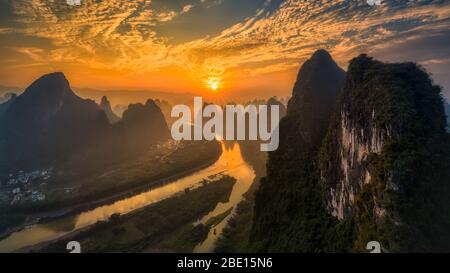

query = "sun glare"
[
  {"left": 210, "top": 82, "right": 218, "bottom": 91},
  {"left": 206, "top": 77, "right": 221, "bottom": 91}
]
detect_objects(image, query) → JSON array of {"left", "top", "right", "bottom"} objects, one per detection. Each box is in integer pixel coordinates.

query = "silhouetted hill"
[
  {"left": 267, "top": 97, "right": 287, "bottom": 118},
  {"left": 250, "top": 50, "right": 346, "bottom": 252},
  {"left": 0, "top": 73, "right": 171, "bottom": 175},
  {"left": 250, "top": 52, "right": 450, "bottom": 252},
  {"left": 288, "top": 49, "right": 345, "bottom": 113},
  {"left": 74, "top": 87, "right": 194, "bottom": 108},
  {"left": 155, "top": 99, "right": 175, "bottom": 125},
  {"left": 100, "top": 96, "right": 120, "bottom": 124},
  {"left": 0, "top": 72, "right": 110, "bottom": 172},
  {"left": 116, "top": 99, "right": 170, "bottom": 155}
]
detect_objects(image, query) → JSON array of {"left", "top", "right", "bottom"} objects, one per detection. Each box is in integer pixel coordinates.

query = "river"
[{"left": 0, "top": 141, "right": 256, "bottom": 253}]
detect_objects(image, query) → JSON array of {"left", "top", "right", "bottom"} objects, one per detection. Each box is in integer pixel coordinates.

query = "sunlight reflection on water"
[{"left": 0, "top": 141, "right": 255, "bottom": 253}]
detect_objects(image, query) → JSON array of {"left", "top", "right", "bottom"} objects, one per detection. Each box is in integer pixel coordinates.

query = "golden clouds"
[{"left": 3, "top": 0, "right": 450, "bottom": 93}]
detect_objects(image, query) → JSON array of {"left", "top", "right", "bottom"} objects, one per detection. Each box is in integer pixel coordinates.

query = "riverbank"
[
  {"left": 0, "top": 141, "right": 256, "bottom": 253},
  {"left": 36, "top": 176, "right": 236, "bottom": 253},
  {"left": 0, "top": 140, "right": 222, "bottom": 239},
  {"left": 214, "top": 140, "right": 267, "bottom": 252}
]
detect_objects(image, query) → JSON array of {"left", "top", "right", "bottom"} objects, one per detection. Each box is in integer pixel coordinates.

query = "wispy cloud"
[{"left": 2, "top": 0, "right": 450, "bottom": 94}]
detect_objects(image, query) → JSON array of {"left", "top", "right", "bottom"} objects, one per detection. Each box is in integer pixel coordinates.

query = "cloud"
[
  {"left": 2, "top": 0, "right": 450, "bottom": 95},
  {"left": 182, "top": 4, "right": 194, "bottom": 14},
  {"left": 157, "top": 11, "right": 178, "bottom": 22}
]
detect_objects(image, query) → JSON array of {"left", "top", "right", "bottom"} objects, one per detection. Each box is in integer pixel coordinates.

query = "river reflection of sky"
[{"left": 0, "top": 141, "right": 255, "bottom": 253}]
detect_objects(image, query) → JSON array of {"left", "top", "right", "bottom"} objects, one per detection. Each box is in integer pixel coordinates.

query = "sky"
[{"left": 1, "top": 0, "right": 450, "bottom": 101}]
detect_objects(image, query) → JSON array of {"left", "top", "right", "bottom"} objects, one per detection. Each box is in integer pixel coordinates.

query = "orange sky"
[{"left": 1, "top": 0, "right": 450, "bottom": 101}]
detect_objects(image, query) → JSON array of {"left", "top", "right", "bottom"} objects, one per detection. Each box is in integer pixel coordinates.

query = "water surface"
[{"left": 0, "top": 142, "right": 255, "bottom": 253}]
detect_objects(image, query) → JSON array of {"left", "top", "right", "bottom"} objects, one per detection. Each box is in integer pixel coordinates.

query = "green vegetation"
[
  {"left": 250, "top": 105, "right": 354, "bottom": 252},
  {"left": 0, "top": 140, "right": 220, "bottom": 236},
  {"left": 320, "top": 55, "right": 450, "bottom": 252},
  {"left": 6, "top": 140, "right": 220, "bottom": 212},
  {"left": 250, "top": 143, "right": 353, "bottom": 252},
  {"left": 249, "top": 50, "right": 349, "bottom": 253},
  {"left": 214, "top": 189, "right": 257, "bottom": 252},
  {"left": 250, "top": 54, "right": 450, "bottom": 253},
  {"left": 351, "top": 133, "right": 450, "bottom": 252},
  {"left": 41, "top": 176, "right": 236, "bottom": 253}
]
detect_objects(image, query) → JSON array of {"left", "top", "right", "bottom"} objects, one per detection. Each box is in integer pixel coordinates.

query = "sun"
[
  {"left": 206, "top": 77, "right": 221, "bottom": 91},
  {"left": 210, "top": 81, "right": 218, "bottom": 91}
]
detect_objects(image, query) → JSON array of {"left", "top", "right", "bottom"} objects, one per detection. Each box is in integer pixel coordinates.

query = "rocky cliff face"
[
  {"left": 319, "top": 55, "right": 450, "bottom": 251},
  {"left": 250, "top": 52, "right": 450, "bottom": 252},
  {"left": 324, "top": 109, "right": 391, "bottom": 220}
]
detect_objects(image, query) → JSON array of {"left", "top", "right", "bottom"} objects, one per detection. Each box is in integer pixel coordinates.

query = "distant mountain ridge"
[
  {"left": 100, "top": 96, "right": 120, "bottom": 124},
  {"left": 0, "top": 72, "right": 170, "bottom": 175},
  {"left": 117, "top": 99, "right": 170, "bottom": 155},
  {"left": 0, "top": 72, "right": 110, "bottom": 172},
  {"left": 154, "top": 99, "right": 175, "bottom": 126},
  {"left": 74, "top": 87, "right": 194, "bottom": 107}
]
